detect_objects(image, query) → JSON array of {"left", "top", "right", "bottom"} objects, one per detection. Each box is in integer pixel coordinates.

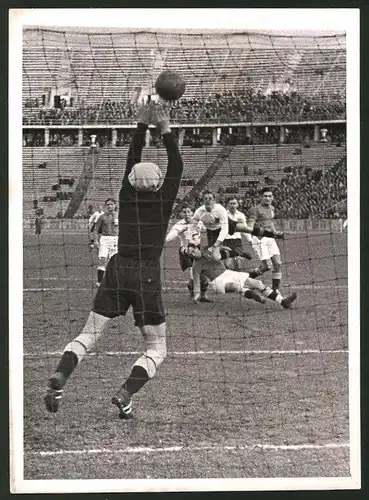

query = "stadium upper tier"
[{"left": 23, "top": 28, "right": 346, "bottom": 124}]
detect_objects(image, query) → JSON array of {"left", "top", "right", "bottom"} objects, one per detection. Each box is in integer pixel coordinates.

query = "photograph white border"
[{"left": 9, "top": 7, "right": 361, "bottom": 494}]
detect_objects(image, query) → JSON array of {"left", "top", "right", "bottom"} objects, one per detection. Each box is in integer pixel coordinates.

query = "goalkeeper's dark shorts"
[
  {"left": 206, "top": 217, "right": 238, "bottom": 247},
  {"left": 178, "top": 247, "right": 193, "bottom": 271},
  {"left": 92, "top": 254, "right": 165, "bottom": 327}
]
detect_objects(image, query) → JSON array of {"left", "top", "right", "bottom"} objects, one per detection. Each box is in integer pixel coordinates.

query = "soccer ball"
[{"left": 155, "top": 71, "right": 186, "bottom": 101}]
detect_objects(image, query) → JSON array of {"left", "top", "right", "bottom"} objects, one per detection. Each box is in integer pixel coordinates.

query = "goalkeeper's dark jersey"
[{"left": 118, "top": 123, "right": 183, "bottom": 261}]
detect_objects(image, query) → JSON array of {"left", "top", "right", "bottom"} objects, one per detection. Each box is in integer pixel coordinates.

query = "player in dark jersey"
[
  {"left": 93, "top": 198, "right": 118, "bottom": 286},
  {"left": 248, "top": 187, "right": 283, "bottom": 291},
  {"left": 44, "top": 101, "right": 183, "bottom": 419}
]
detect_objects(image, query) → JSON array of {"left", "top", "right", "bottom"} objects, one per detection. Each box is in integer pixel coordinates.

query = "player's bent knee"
[{"left": 245, "top": 277, "right": 264, "bottom": 291}]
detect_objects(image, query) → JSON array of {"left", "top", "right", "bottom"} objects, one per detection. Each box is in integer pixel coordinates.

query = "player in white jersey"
[
  {"left": 223, "top": 197, "right": 253, "bottom": 271},
  {"left": 88, "top": 205, "right": 104, "bottom": 247},
  {"left": 193, "top": 190, "right": 283, "bottom": 261},
  {"left": 165, "top": 205, "right": 211, "bottom": 301},
  {"left": 186, "top": 243, "right": 296, "bottom": 308},
  {"left": 248, "top": 188, "right": 283, "bottom": 291}
]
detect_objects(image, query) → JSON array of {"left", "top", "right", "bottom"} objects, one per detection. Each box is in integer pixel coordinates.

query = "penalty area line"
[
  {"left": 26, "top": 442, "right": 350, "bottom": 457},
  {"left": 24, "top": 349, "right": 348, "bottom": 358}
]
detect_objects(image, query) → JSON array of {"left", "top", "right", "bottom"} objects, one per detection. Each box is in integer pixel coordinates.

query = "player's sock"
[
  {"left": 188, "top": 267, "right": 194, "bottom": 280},
  {"left": 243, "top": 288, "right": 265, "bottom": 303},
  {"left": 123, "top": 365, "right": 150, "bottom": 395},
  {"left": 272, "top": 272, "right": 282, "bottom": 290},
  {"left": 262, "top": 287, "right": 283, "bottom": 304},
  {"left": 97, "top": 268, "right": 104, "bottom": 284},
  {"left": 50, "top": 351, "right": 78, "bottom": 388},
  {"left": 187, "top": 278, "right": 194, "bottom": 297}
]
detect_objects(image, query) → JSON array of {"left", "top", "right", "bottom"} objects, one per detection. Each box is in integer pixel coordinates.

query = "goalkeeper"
[{"left": 45, "top": 100, "right": 183, "bottom": 419}]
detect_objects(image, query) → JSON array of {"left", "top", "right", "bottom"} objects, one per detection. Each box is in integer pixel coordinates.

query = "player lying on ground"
[
  {"left": 193, "top": 190, "right": 284, "bottom": 261},
  {"left": 186, "top": 243, "right": 297, "bottom": 308},
  {"left": 165, "top": 205, "right": 212, "bottom": 302},
  {"left": 248, "top": 188, "right": 283, "bottom": 291},
  {"left": 45, "top": 100, "right": 183, "bottom": 419},
  {"left": 92, "top": 198, "right": 118, "bottom": 286}
]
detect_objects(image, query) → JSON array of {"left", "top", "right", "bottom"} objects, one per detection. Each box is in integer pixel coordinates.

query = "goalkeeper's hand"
[
  {"left": 136, "top": 101, "right": 153, "bottom": 125},
  {"left": 151, "top": 100, "right": 171, "bottom": 135}
]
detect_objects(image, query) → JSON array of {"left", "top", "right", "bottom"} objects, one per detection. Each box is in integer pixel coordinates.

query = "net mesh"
[{"left": 22, "top": 27, "right": 349, "bottom": 481}]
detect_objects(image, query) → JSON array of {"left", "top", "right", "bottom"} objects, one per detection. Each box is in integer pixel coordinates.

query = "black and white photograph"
[{"left": 9, "top": 8, "right": 360, "bottom": 494}]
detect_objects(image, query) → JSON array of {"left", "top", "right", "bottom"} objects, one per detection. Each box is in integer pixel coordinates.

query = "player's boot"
[
  {"left": 244, "top": 289, "right": 266, "bottom": 304},
  {"left": 199, "top": 296, "right": 214, "bottom": 303},
  {"left": 44, "top": 372, "right": 65, "bottom": 413},
  {"left": 111, "top": 388, "right": 134, "bottom": 420},
  {"left": 281, "top": 292, "right": 297, "bottom": 309}
]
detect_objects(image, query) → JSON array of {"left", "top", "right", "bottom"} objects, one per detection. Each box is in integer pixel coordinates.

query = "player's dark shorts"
[
  {"left": 92, "top": 254, "right": 165, "bottom": 327},
  {"left": 206, "top": 217, "right": 238, "bottom": 247},
  {"left": 223, "top": 238, "right": 242, "bottom": 252},
  {"left": 178, "top": 247, "right": 193, "bottom": 271}
]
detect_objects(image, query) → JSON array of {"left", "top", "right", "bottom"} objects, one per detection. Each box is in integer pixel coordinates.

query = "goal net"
[{"left": 22, "top": 27, "right": 349, "bottom": 482}]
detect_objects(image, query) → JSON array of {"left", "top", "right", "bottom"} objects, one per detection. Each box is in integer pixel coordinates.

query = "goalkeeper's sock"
[
  {"left": 50, "top": 351, "right": 78, "bottom": 388},
  {"left": 123, "top": 366, "right": 150, "bottom": 395}
]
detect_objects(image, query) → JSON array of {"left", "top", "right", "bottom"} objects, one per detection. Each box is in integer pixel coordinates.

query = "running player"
[
  {"left": 187, "top": 243, "right": 297, "bottom": 308},
  {"left": 248, "top": 188, "right": 283, "bottom": 291},
  {"left": 165, "top": 205, "right": 211, "bottom": 301},
  {"left": 93, "top": 198, "right": 118, "bottom": 286},
  {"left": 44, "top": 100, "right": 183, "bottom": 419}
]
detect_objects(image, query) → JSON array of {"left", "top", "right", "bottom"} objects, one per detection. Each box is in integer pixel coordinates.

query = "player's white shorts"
[
  {"left": 251, "top": 236, "right": 280, "bottom": 261},
  {"left": 98, "top": 235, "right": 118, "bottom": 260},
  {"left": 209, "top": 269, "right": 250, "bottom": 294}
]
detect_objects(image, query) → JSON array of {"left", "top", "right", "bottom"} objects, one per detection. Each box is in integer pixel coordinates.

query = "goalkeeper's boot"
[
  {"left": 244, "top": 289, "right": 266, "bottom": 304},
  {"left": 281, "top": 292, "right": 297, "bottom": 309},
  {"left": 44, "top": 372, "right": 65, "bottom": 413},
  {"left": 111, "top": 388, "right": 134, "bottom": 420}
]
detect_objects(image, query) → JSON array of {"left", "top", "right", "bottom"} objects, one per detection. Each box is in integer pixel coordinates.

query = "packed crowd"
[
  {"left": 179, "top": 159, "right": 347, "bottom": 220},
  {"left": 23, "top": 89, "right": 346, "bottom": 126}
]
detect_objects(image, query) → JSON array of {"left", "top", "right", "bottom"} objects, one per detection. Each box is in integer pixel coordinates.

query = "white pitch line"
[
  {"left": 23, "top": 284, "right": 348, "bottom": 292},
  {"left": 24, "top": 349, "right": 348, "bottom": 358},
  {"left": 26, "top": 442, "right": 350, "bottom": 457},
  {"left": 23, "top": 287, "right": 186, "bottom": 292}
]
